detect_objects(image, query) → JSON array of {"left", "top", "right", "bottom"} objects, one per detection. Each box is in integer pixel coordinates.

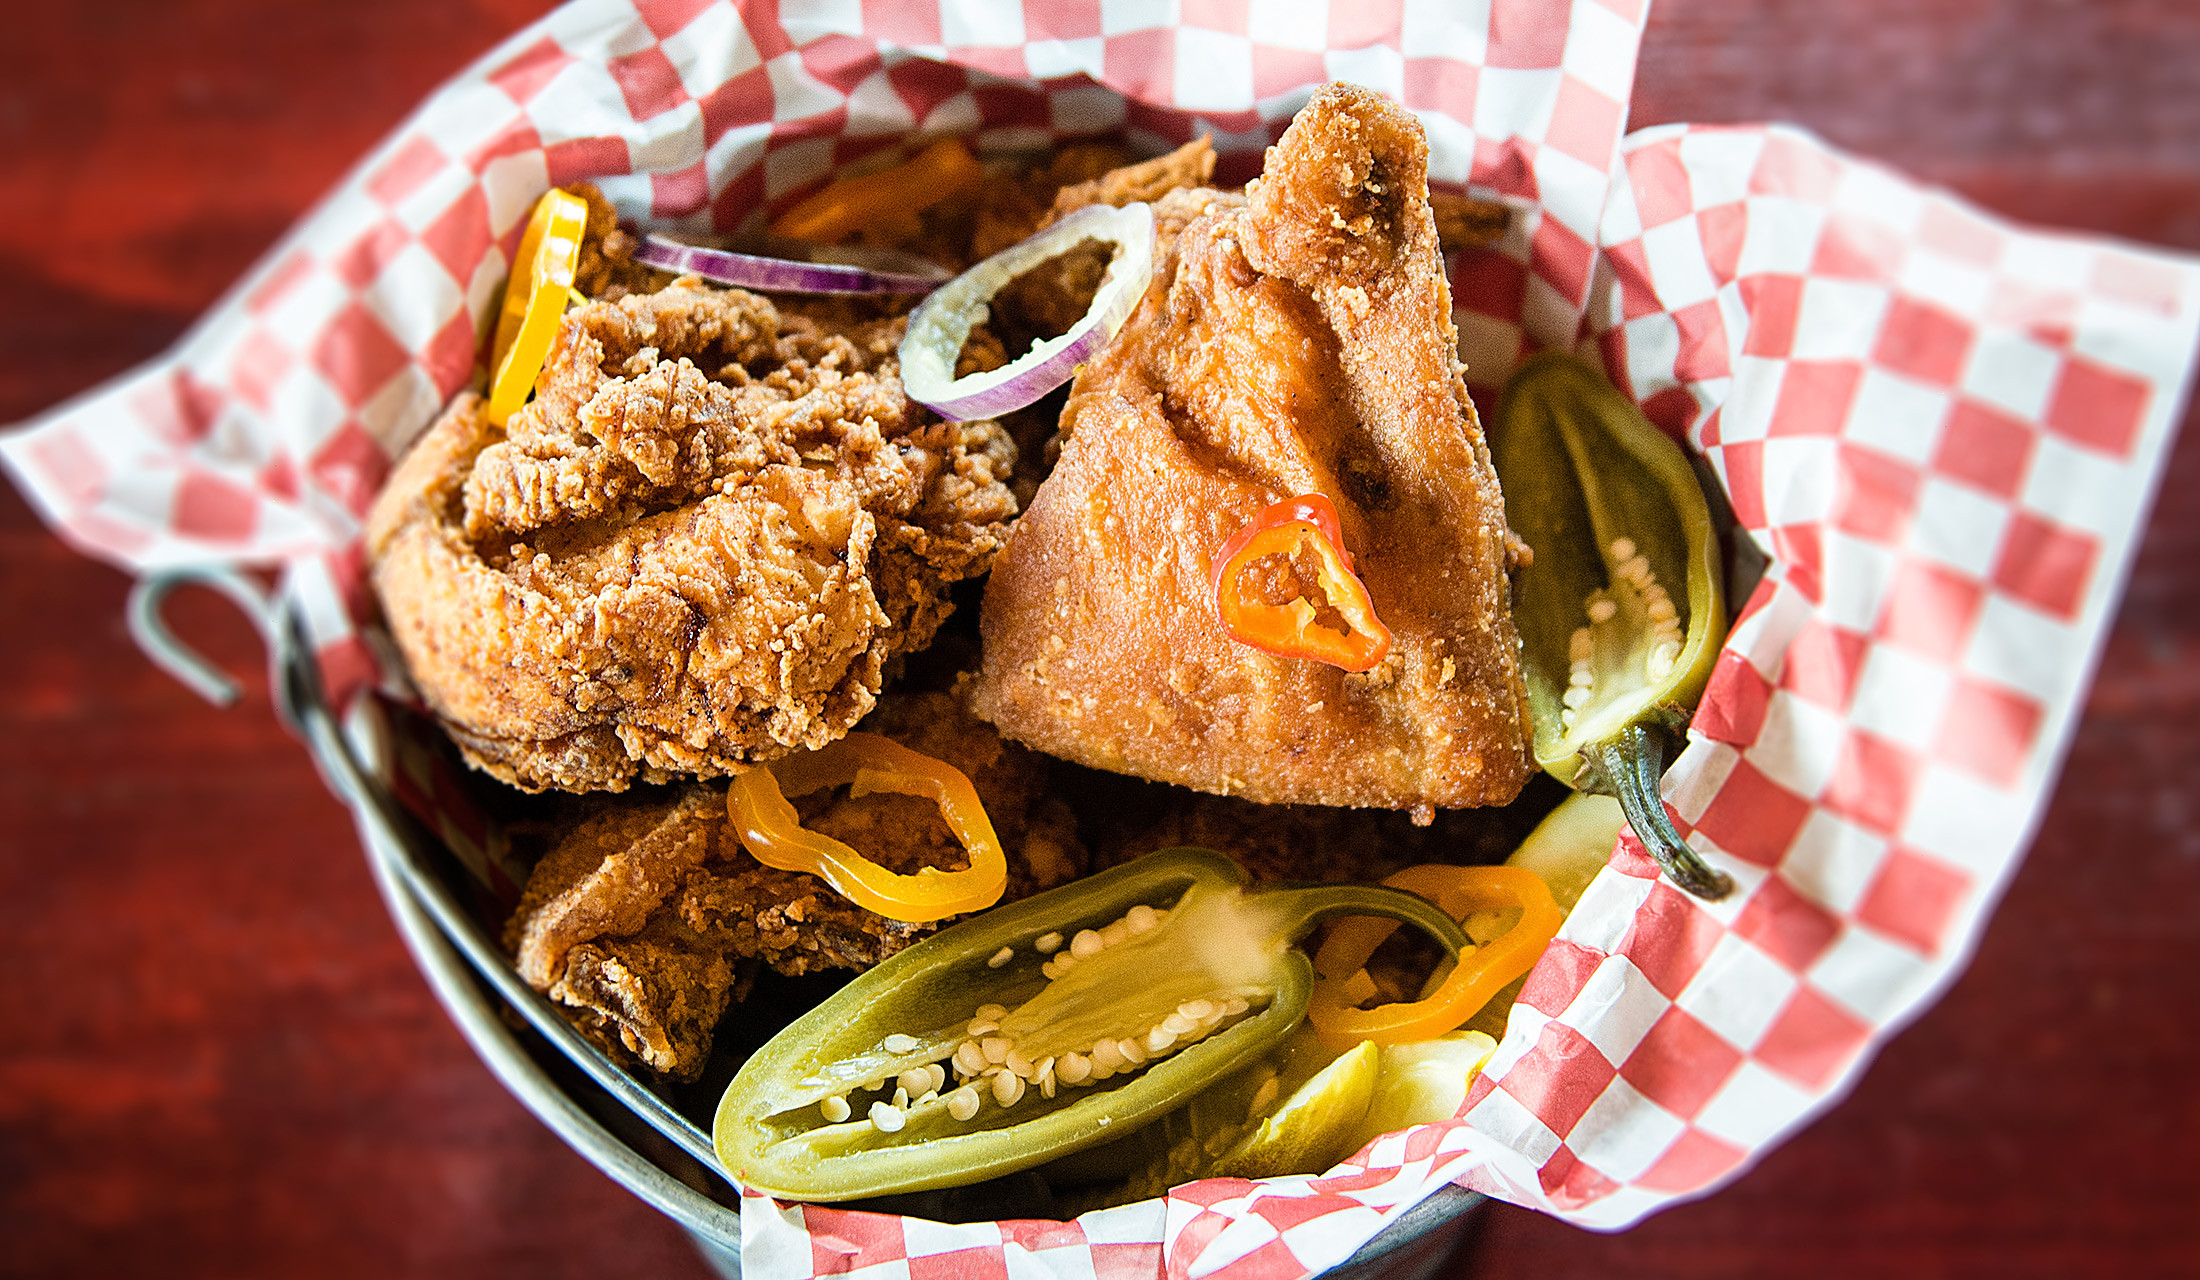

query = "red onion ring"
[
  {"left": 636, "top": 234, "right": 951, "bottom": 294},
  {"left": 898, "top": 202, "right": 1157, "bottom": 421}
]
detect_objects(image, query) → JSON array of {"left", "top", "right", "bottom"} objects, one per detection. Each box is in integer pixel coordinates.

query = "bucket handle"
[{"left": 125, "top": 566, "right": 286, "bottom": 707}]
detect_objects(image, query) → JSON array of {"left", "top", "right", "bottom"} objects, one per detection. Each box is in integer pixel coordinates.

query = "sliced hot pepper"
[
  {"left": 1307, "top": 864, "right": 1563, "bottom": 1050},
  {"left": 728, "top": 732, "right": 1008, "bottom": 924},
  {"left": 1492, "top": 352, "right": 1734, "bottom": 900},
  {"left": 769, "top": 136, "right": 985, "bottom": 245},
  {"left": 1043, "top": 1026, "right": 1382, "bottom": 1210},
  {"left": 712, "top": 847, "right": 1473, "bottom": 1202},
  {"left": 1211, "top": 493, "right": 1394, "bottom": 672},
  {"left": 485, "top": 186, "right": 590, "bottom": 427}
]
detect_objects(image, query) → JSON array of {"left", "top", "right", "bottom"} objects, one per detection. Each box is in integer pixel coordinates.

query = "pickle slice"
[
  {"left": 1346, "top": 1031, "right": 1500, "bottom": 1155},
  {"left": 1213, "top": 1037, "right": 1380, "bottom": 1181}
]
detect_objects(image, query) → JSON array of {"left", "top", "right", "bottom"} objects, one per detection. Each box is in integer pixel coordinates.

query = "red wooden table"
[{"left": 4, "top": 3, "right": 2197, "bottom": 1276}]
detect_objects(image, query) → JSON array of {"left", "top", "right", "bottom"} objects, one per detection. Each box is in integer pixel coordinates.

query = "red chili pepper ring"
[{"left": 1210, "top": 493, "right": 1394, "bottom": 672}]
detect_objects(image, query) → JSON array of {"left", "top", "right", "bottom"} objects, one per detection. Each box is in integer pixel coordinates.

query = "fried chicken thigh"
[
  {"left": 503, "top": 693, "right": 1084, "bottom": 1079},
  {"left": 968, "top": 84, "right": 1534, "bottom": 812},
  {"left": 368, "top": 280, "right": 1019, "bottom": 793}
]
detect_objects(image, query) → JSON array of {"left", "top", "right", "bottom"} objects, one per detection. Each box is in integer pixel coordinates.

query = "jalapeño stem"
[
  {"left": 1259, "top": 882, "right": 1474, "bottom": 961},
  {"left": 1581, "top": 723, "right": 1733, "bottom": 901}
]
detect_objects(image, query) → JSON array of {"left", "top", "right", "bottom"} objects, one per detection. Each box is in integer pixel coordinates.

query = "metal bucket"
[{"left": 143, "top": 572, "right": 1485, "bottom": 1278}]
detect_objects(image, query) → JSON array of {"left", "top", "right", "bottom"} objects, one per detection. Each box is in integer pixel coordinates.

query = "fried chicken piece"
[
  {"left": 504, "top": 693, "right": 1085, "bottom": 1079},
  {"left": 985, "top": 138, "right": 1219, "bottom": 354},
  {"left": 1045, "top": 137, "right": 1217, "bottom": 225},
  {"left": 368, "top": 280, "right": 1020, "bottom": 793},
  {"left": 1430, "top": 191, "right": 1510, "bottom": 251},
  {"left": 569, "top": 183, "right": 678, "bottom": 301},
  {"left": 506, "top": 790, "right": 738, "bottom": 1076},
  {"left": 968, "top": 84, "right": 1535, "bottom": 813}
]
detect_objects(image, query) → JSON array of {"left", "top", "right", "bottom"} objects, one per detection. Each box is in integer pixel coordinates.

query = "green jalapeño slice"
[
  {"left": 1493, "top": 353, "right": 1733, "bottom": 901},
  {"left": 713, "top": 847, "right": 1473, "bottom": 1201}
]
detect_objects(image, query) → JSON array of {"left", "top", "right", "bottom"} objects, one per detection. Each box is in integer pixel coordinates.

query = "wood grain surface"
[{"left": 3, "top": 3, "right": 2195, "bottom": 1277}]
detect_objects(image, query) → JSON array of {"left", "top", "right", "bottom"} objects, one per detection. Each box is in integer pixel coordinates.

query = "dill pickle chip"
[
  {"left": 1346, "top": 1031, "right": 1499, "bottom": 1155},
  {"left": 1507, "top": 792, "right": 1629, "bottom": 915},
  {"left": 1212, "top": 1039, "right": 1380, "bottom": 1181}
]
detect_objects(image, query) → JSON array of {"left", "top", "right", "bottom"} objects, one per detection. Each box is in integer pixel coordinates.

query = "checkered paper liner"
[
  {"left": 5, "top": 0, "right": 2197, "bottom": 1277},
  {"left": 0, "top": 0, "right": 1640, "bottom": 700},
  {"left": 1433, "top": 123, "right": 2200, "bottom": 1234}
]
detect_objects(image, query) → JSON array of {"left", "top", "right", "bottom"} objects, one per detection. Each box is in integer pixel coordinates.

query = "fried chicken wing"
[
  {"left": 506, "top": 790, "right": 737, "bottom": 1076},
  {"left": 968, "top": 84, "right": 1535, "bottom": 813},
  {"left": 368, "top": 280, "right": 1020, "bottom": 794},
  {"left": 504, "top": 693, "right": 1084, "bottom": 1079}
]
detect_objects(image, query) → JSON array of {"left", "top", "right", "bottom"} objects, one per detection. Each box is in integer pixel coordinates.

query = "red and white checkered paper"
[{"left": 6, "top": 2, "right": 2197, "bottom": 1277}]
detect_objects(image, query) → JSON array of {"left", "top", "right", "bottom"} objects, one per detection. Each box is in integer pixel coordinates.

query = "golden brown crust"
[
  {"left": 502, "top": 693, "right": 1086, "bottom": 1079},
  {"left": 1430, "top": 191, "right": 1510, "bottom": 251},
  {"left": 503, "top": 791, "right": 738, "bottom": 1077},
  {"left": 1043, "top": 136, "right": 1216, "bottom": 225},
  {"left": 367, "top": 282, "right": 1020, "bottom": 793},
  {"left": 966, "top": 84, "right": 1535, "bottom": 812},
  {"left": 981, "top": 137, "right": 1222, "bottom": 364}
]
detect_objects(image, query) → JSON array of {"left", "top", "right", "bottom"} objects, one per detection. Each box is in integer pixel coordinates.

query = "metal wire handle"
[
  {"left": 124, "top": 569, "right": 726, "bottom": 1177},
  {"left": 270, "top": 608, "right": 726, "bottom": 1174},
  {"left": 125, "top": 567, "right": 287, "bottom": 714}
]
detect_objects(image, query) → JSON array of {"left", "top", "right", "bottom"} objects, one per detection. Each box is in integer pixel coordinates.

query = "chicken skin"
[
  {"left": 968, "top": 84, "right": 1534, "bottom": 813},
  {"left": 502, "top": 693, "right": 1084, "bottom": 1080},
  {"left": 367, "top": 279, "right": 1019, "bottom": 794}
]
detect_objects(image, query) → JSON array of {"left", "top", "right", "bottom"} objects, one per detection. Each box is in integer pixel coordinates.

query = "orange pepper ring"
[
  {"left": 728, "top": 732, "right": 1009, "bottom": 924},
  {"left": 770, "top": 137, "right": 985, "bottom": 244},
  {"left": 486, "top": 188, "right": 589, "bottom": 427},
  {"left": 1307, "top": 864, "right": 1564, "bottom": 1049},
  {"left": 1211, "top": 494, "right": 1394, "bottom": 673}
]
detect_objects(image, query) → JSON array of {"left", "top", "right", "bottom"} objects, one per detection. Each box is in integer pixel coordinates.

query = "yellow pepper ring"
[
  {"left": 486, "top": 188, "right": 590, "bottom": 427},
  {"left": 1307, "top": 864, "right": 1564, "bottom": 1049},
  {"left": 728, "top": 732, "right": 1009, "bottom": 924},
  {"left": 488, "top": 190, "right": 557, "bottom": 369}
]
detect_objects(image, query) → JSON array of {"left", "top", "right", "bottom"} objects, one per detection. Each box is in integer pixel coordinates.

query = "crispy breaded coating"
[
  {"left": 367, "top": 281, "right": 1020, "bottom": 793},
  {"left": 504, "top": 694, "right": 1084, "bottom": 1080},
  {"left": 506, "top": 790, "right": 737, "bottom": 1076},
  {"left": 460, "top": 282, "right": 916, "bottom": 538},
  {"left": 968, "top": 84, "right": 1535, "bottom": 812},
  {"left": 982, "top": 138, "right": 1219, "bottom": 358},
  {"left": 1044, "top": 136, "right": 1216, "bottom": 224},
  {"left": 569, "top": 183, "right": 677, "bottom": 300},
  {"left": 1430, "top": 191, "right": 1510, "bottom": 250}
]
